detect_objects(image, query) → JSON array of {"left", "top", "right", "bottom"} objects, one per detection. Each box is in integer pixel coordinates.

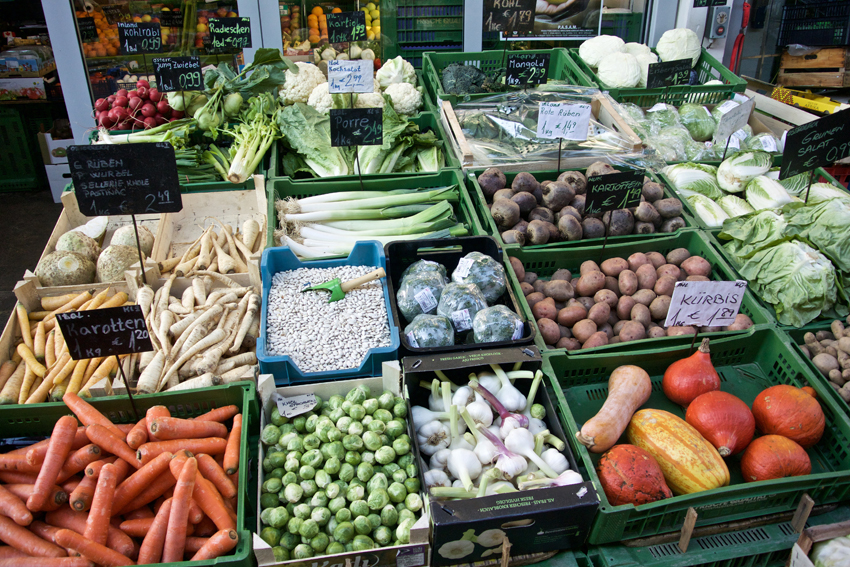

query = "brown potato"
[
  {"left": 681, "top": 256, "right": 712, "bottom": 278},
  {"left": 580, "top": 260, "right": 601, "bottom": 275},
  {"left": 554, "top": 301, "right": 567, "bottom": 311},
  {"left": 559, "top": 325, "right": 572, "bottom": 338},
  {"left": 581, "top": 331, "right": 609, "bottom": 350},
  {"left": 649, "top": 295, "right": 671, "bottom": 321},
  {"left": 631, "top": 303, "right": 651, "bottom": 328},
  {"left": 686, "top": 275, "right": 711, "bottom": 282},
  {"left": 654, "top": 275, "right": 677, "bottom": 297},
  {"left": 520, "top": 282, "right": 534, "bottom": 296},
  {"left": 576, "top": 296, "right": 595, "bottom": 311},
  {"left": 667, "top": 326, "right": 697, "bottom": 336},
  {"left": 572, "top": 319, "right": 598, "bottom": 343},
  {"left": 533, "top": 279, "right": 546, "bottom": 294},
  {"left": 593, "top": 289, "right": 619, "bottom": 309},
  {"left": 610, "top": 337, "right": 621, "bottom": 344},
  {"left": 557, "top": 303, "right": 587, "bottom": 327},
  {"left": 724, "top": 313, "right": 754, "bottom": 331},
  {"left": 543, "top": 280, "right": 575, "bottom": 302},
  {"left": 532, "top": 297, "right": 557, "bottom": 320},
  {"left": 525, "top": 292, "right": 546, "bottom": 308},
  {"left": 588, "top": 302, "right": 611, "bottom": 326},
  {"left": 524, "top": 271, "right": 538, "bottom": 285},
  {"left": 509, "top": 257, "right": 525, "bottom": 282},
  {"left": 700, "top": 327, "right": 723, "bottom": 333},
  {"left": 557, "top": 337, "right": 581, "bottom": 351},
  {"left": 665, "top": 248, "right": 691, "bottom": 266},
  {"left": 599, "top": 323, "right": 614, "bottom": 339},
  {"left": 645, "top": 251, "right": 666, "bottom": 269},
  {"left": 613, "top": 319, "right": 629, "bottom": 336},
  {"left": 619, "top": 321, "right": 647, "bottom": 343},
  {"left": 601, "top": 258, "right": 629, "bottom": 277},
  {"left": 575, "top": 271, "right": 606, "bottom": 297},
  {"left": 537, "top": 318, "right": 561, "bottom": 346},
  {"left": 631, "top": 289, "right": 657, "bottom": 306},
  {"left": 628, "top": 253, "right": 649, "bottom": 272},
  {"left": 603, "top": 276, "right": 619, "bottom": 295},
  {"left": 618, "top": 270, "right": 638, "bottom": 296},
  {"left": 616, "top": 295, "right": 636, "bottom": 320},
  {"left": 635, "top": 263, "right": 657, "bottom": 291},
  {"left": 656, "top": 264, "right": 681, "bottom": 280},
  {"left": 648, "top": 326, "right": 667, "bottom": 338},
  {"left": 607, "top": 313, "right": 619, "bottom": 327},
  {"left": 551, "top": 269, "right": 572, "bottom": 282}
]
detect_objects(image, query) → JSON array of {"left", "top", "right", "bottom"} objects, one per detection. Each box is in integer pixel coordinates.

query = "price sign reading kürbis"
[
  {"left": 67, "top": 143, "right": 183, "bottom": 217},
  {"left": 645, "top": 58, "right": 692, "bottom": 89},
  {"left": 56, "top": 306, "right": 153, "bottom": 361},
  {"left": 330, "top": 108, "right": 383, "bottom": 147},
  {"left": 584, "top": 170, "right": 645, "bottom": 215},
  {"left": 153, "top": 57, "right": 202, "bottom": 93},
  {"left": 328, "top": 59, "right": 374, "bottom": 94},
  {"left": 664, "top": 280, "right": 748, "bottom": 328},
  {"left": 327, "top": 11, "right": 367, "bottom": 43},
  {"left": 506, "top": 53, "right": 550, "bottom": 87},
  {"left": 714, "top": 97, "right": 754, "bottom": 141},
  {"left": 780, "top": 108, "right": 850, "bottom": 179},
  {"left": 483, "top": 0, "right": 535, "bottom": 35},
  {"left": 77, "top": 17, "right": 98, "bottom": 42},
  {"left": 118, "top": 22, "right": 162, "bottom": 54},
  {"left": 536, "top": 102, "right": 591, "bottom": 141},
  {"left": 209, "top": 17, "right": 252, "bottom": 50}
]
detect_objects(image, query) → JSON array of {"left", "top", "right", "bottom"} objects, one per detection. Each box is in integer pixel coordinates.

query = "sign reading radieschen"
[
  {"left": 208, "top": 17, "right": 252, "bottom": 50},
  {"left": 664, "top": 280, "right": 748, "bottom": 328},
  {"left": 330, "top": 108, "right": 383, "bottom": 147},
  {"left": 118, "top": 22, "right": 162, "bottom": 54},
  {"left": 780, "top": 108, "right": 850, "bottom": 179},
  {"left": 327, "top": 11, "right": 367, "bottom": 43},
  {"left": 483, "top": 0, "right": 535, "bottom": 34},
  {"left": 506, "top": 53, "right": 550, "bottom": 87},
  {"left": 645, "top": 58, "right": 692, "bottom": 89},
  {"left": 67, "top": 143, "right": 182, "bottom": 217},
  {"left": 153, "top": 56, "right": 202, "bottom": 92},
  {"left": 584, "top": 170, "right": 644, "bottom": 215},
  {"left": 536, "top": 102, "right": 592, "bottom": 141},
  {"left": 56, "top": 306, "right": 153, "bottom": 361}
]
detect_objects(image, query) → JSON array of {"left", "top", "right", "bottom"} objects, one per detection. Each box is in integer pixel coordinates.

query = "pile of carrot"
[
  {"left": 0, "top": 289, "right": 136, "bottom": 406},
  {"left": 0, "top": 391, "right": 243, "bottom": 566}
]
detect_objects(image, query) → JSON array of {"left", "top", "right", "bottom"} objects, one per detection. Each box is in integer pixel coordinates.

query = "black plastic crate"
[{"left": 778, "top": 1, "right": 850, "bottom": 47}]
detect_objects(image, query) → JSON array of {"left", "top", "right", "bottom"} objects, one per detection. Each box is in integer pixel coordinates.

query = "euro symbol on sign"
[
  {"left": 503, "top": 10, "right": 511, "bottom": 17},
  {"left": 688, "top": 311, "right": 700, "bottom": 319},
  {"left": 353, "top": 129, "right": 362, "bottom": 136},
  {"left": 601, "top": 196, "right": 615, "bottom": 207}
]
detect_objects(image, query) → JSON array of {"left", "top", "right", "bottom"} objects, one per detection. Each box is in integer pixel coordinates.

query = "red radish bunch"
[{"left": 94, "top": 80, "right": 177, "bottom": 131}]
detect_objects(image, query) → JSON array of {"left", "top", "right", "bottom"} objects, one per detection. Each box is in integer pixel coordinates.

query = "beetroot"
[
  {"left": 137, "top": 86, "right": 149, "bottom": 100},
  {"left": 128, "top": 97, "right": 143, "bottom": 111}
]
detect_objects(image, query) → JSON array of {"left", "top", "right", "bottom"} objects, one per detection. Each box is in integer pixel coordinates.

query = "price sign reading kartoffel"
[
  {"left": 153, "top": 57, "right": 202, "bottom": 93},
  {"left": 327, "top": 11, "right": 367, "bottom": 43},
  {"left": 584, "top": 170, "right": 645, "bottom": 215},
  {"left": 536, "top": 102, "right": 591, "bottom": 141},
  {"left": 118, "top": 22, "right": 162, "bottom": 54},
  {"left": 56, "top": 306, "right": 153, "bottom": 361},
  {"left": 664, "top": 280, "right": 748, "bottom": 328},
  {"left": 328, "top": 59, "right": 374, "bottom": 94}
]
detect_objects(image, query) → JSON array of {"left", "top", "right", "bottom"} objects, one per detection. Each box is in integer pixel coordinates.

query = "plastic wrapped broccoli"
[
  {"left": 404, "top": 314, "right": 455, "bottom": 348},
  {"left": 396, "top": 271, "right": 446, "bottom": 323},
  {"left": 450, "top": 252, "right": 507, "bottom": 304},
  {"left": 436, "top": 282, "right": 488, "bottom": 333},
  {"left": 401, "top": 259, "right": 447, "bottom": 283},
  {"left": 472, "top": 305, "right": 524, "bottom": 343}
]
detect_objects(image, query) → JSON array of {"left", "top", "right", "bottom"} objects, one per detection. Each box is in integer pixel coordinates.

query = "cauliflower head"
[
  {"left": 385, "top": 83, "right": 423, "bottom": 115},
  {"left": 375, "top": 56, "right": 416, "bottom": 89},
  {"left": 279, "top": 62, "right": 327, "bottom": 105},
  {"left": 307, "top": 82, "right": 332, "bottom": 114},
  {"left": 354, "top": 92, "right": 385, "bottom": 109}
]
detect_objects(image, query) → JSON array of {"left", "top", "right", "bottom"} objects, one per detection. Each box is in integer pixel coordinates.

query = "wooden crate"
[{"left": 778, "top": 47, "right": 850, "bottom": 88}]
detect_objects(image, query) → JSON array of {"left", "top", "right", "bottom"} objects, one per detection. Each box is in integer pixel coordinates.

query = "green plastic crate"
[
  {"left": 0, "top": 108, "right": 39, "bottom": 191},
  {"left": 422, "top": 48, "right": 597, "bottom": 108},
  {"left": 0, "top": 381, "right": 260, "bottom": 567},
  {"left": 545, "top": 328, "right": 850, "bottom": 545},
  {"left": 465, "top": 167, "right": 695, "bottom": 251},
  {"left": 569, "top": 48, "right": 746, "bottom": 106},
  {"left": 504, "top": 229, "right": 774, "bottom": 354},
  {"left": 265, "top": 168, "right": 484, "bottom": 249}
]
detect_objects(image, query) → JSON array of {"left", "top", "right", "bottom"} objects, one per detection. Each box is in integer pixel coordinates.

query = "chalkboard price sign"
[
  {"left": 506, "top": 53, "right": 550, "bottom": 87},
  {"left": 780, "top": 108, "right": 850, "bottom": 179},
  {"left": 102, "top": 5, "right": 124, "bottom": 25},
  {"left": 209, "top": 17, "right": 252, "bottom": 50},
  {"left": 327, "top": 11, "right": 367, "bottom": 43},
  {"left": 67, "top": 143, "right": 183, "bottom": 217},
  {"left": 330, "top": 108, "right": 383, "bottom": 147},
  {"left": 153, "top": 57, "right": 202, "bottom": 93},
  {"left": 118, "top": 22, "right": 162, "bottom": 54},
  {"left": 160, "top": 10, "right": 184, "bottom": 28},
  {"left": 77, "top": 17, "right": 98, "bottom": 42},
  {"left": 57, "top": 306, "right": 153, "bottom": 361},
  {"left": 584, "top": 170, "right": 645, "bottom": 215},
  {"left": 694, "top": 0, "right": 727, "bottom": 7},
  {"left": 645, "top": 58, "right": 692, "bottom": 89},
  {"left": 483, "top": 0, "right": 535, "bottom": 35}
]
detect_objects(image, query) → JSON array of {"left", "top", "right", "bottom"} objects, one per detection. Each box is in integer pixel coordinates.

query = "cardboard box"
[
  {"left": 38, "top": 132, "right": 71, "bottom": 165},
  {"left": 0, "top": 58, "right": 56, "bottom": 78},
  {"left": 402, "top": 347, "right": 599, "bottom": 567},
  {"left": 0, "top": 77, "right": 45, "bottom": 99},
  {"left": 254, "top": 366, "right": 431, "bottom": 567},
  {"left": 44, "top": 164, "right": 71, "bottom": 203}
]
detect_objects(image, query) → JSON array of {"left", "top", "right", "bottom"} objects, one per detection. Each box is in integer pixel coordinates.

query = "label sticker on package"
[
  {"left": 761, "top": 136, "right": 778, "bottom": 152},
  {"left": 397, "top": 545, "right": 427, "bottom": 567},
  {"left": 454, "top": 258, "right": 474, "bottom": 278},
  {"left": 406, "top": 332, "right": 420, "bottom": 348},
  {"left": 414, "top": 288, "right": 438, "bottom": 313},
  {"left": 727, "top": 136, "right": 740, "bottom": 150},
  {"left": 272, "top": 393, "right": 317, "bottom": 418},
  {"left": 733, "top": 93, "right": 750, "bottom": 104},
  {"left": 451, "top": 309, "right": 473, "bottom": 332},
  {"left": 647, "top": 103, "right": 668, "bottom": 113},
  {"left": 716, "top": 100, "right": 739, "bottom": 114},
  {"left": 731, "top": 129, "right": 748, "bottom": 141},
  {"left": 511, "top": 319, "right": 523, "bottom": 340}
]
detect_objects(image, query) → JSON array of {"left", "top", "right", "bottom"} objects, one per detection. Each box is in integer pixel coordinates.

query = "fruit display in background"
[
  {"left": 740, "top": 435, "right": 812, "bottom": 482},
  {"left": 363, "top": 2, "right": 381, "bottom": 41},
  {"left": 76, "top": 10, "right": 119, "bottom": 58},
  {"left": 661, "top": 338, "right": 720, "bottom": 406},
  {"left": 597, "top": 444, "right": 673, "bottom": 506},
  {"left": 685, "top": 391, "right": 755, "bottom": 457},
  {"left": 752, "top": 385, "right": 825, "bottom": 448}
]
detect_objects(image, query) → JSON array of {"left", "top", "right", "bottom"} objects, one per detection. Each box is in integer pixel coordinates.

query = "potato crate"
[
  {"left": 569, "top": 48, "right": 746, "bottom": 107},
  {"left": 505, "top": 229, "right": 774, "bottom": 355},
  {"left": 545, "top": 328, "right": 850, "bottom": 545}
]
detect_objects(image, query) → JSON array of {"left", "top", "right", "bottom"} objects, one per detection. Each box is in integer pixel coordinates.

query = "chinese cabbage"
[{"left": 687, "top": 194, "right": 729, "bottom": 228}]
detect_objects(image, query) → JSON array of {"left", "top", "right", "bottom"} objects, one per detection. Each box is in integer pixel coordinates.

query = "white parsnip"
[
  {"left": 230, "top": 293, "right": 260, "bottom": 354},
  {"left": 137, "top": 286, "right": 155, "bottom": 319},
  {"left": 192, "top": 277, "right": 206, "bottom": 306},
  {"left": 169, "top": 306, "right": 209, "bottom": 339},
  {"left": 137, "top": 351, "right": 165, "bottom": 394},
  {"left": 213, "top": 238, "right": 237, "bottom": 274},
  {"left": 197, "top": 230, "right": 213, "bottom": 271},
  {"left": 216, "top": 352, "right": 257, "bottom": 374},
  {"left": 156, "top": 310, "right": 175, "bottom": 359},
  {"left": 158, "top": 328, "right": 227, "bottom": 391},
  {"left": 221, "top": 365, "right": 253, "bottom": 383},
  {"left": 242, "top": 219, "right": 260, "bottom": 251},
  {"left": 181, "top": 286, "right": 195, "bottom": 311},
  {"left": 193, "top": 271, "right": 243, "bottom": 289},
  {"left": 169, "top": 373, "right": 223, "bottom": 391},
  {"left": 171, "top": 304, "right": 223, "bottom": 358}
]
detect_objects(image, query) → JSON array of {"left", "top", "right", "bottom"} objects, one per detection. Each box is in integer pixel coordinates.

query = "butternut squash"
[
  {"left": 576, "top": 365, "right": 652, "bottom": 453},
  {"left": 626, "top": 409, "right": 730, "bottom": 495}
]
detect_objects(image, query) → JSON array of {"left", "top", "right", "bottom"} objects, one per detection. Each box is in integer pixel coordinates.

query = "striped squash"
[{"left": 626, "top": 408, "right": 730, "bottom": 495}]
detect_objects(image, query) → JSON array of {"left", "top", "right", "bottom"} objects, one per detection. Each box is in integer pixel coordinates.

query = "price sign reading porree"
[
  {"left": 645, "top": 58, "right": 692, "bottom": 89},
  {"left": 506, "top": 53, "right": 550, "bottom": 87},
  {"left": 327, "top": 11, "right": 367, "bottom": 43},
  {"left": 67, "top": 143, "right": 183, "bottom": 217},
  {"left": 664, "top": 280, "right": 748, "bottom": 328},
  {"left": 328, "top": 59, "right": 374, "bottom": 94},
  {"left": 153, "top": 56, "right": 202, "bottom": 93},
  {"left": 209, "top": 17, "right": 252, "bottom": 50},
  {"left": 780, "top": 107, "right": 850, "bottom": 179},
  {"left": 536, "top": 102, "right": 591, "bottom": 141},
  {"left": 56, "top": 306, "right": 153, "bottom": 361},
  {"left": 118, "top": 22, "right": 162, "bottom": 54},
  {"left": 584, "top": 169, "right": 644, "bottom": 215},
  {"left": 330, "top": 108, "right": 382, "bottom": 147},
  {"left": 483, "top": 0, "right": 535, "bottom": 34}
]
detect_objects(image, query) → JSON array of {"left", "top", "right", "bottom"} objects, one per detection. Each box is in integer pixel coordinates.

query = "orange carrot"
[
  {"left": 197, "top": 454, "right": 236, "bottom": 499},
  {"left": 84, "top": 457, "right": 118, "bottom": 478},
  {"left": 56, "top": 445, "right": 101, "bottom": 483},
  {"left": 228, "top": 471, "right": 238, "bottom": 492},
  {"left": 188, "top": 499, "right": 204, "bottom": 524},
  {"left": 167, "top": 458, "right": 234, "bottom": 531},
  {"left": 194, "top": 405, "right": 238, "bottom": 422},
  {"left": 108, "top": 458, "right": 131, "bottom": 486},
  {"left": 118, "top": 517, "right": 154, "bottom": 538},
  {"left": 111, "top": 452, "right": 173, "bottom": 514},
  {"left": 0, "top": 472, "right": 37, "bottom": 485},
  {"left": 28, "top": 415, "right": 77, "bottom": 512},
  {"left": 184, "top": 537, "right": 208, "bottom": 553},
  {"left": 44, "top": 509, "right": 134, "bottom": 559},
  {"left": 61, "top": 478, "right": 80, "bottom": 494},
  {"left": 137, "top": 498, "right": 171, "bottom": 565},
  {"left": 25, "top": 428, "right": 89, "bottom": 465},
  {"left": 0, "top": 454, "right": 40, "bottom": 473},
  {"left": 4, "top": 484, "right": 66, "bottom": 512},
  {"left": 54, "top": 529, "right": 134, "bottom": 567},
  {"left": 223, "top": 413, "right": 242, "bottom": 475},
  {"left": 191, "top": 529, "right": 238, "bottom": 561},
  {"left": 162, "top": 457, "right": 195, "bottom": 563},
  {"left": 148, "top": 417, "right": 228, "bottom": 440},
  {"left": 0, "top": 558, "right": 94, "bottom": 567},
  {"left": 192, "top": 515, "right": 217, "bottom": 537},
  {"left": 70, "top": 475, "right": 96, "bottom": 512},
  {"left": 144, "top": 406, "right": 171, "bottom": 441},
  {"left": 114, "top": 424, "right": 134, "bottom": 435},
  {"left": 0, "top": 515, "right": 65, "bottom": 557},
  {"left": 123, "top": 506, "right": 154, "bottom": 521},
  {"left": 126, "top": 419, "right": 148, "bottom": 450},
  {"left": 0, "top": 545, "right": 26, "bottom": 558},
  {"left": 116, "top": 473, "right": 176, "bottom": 516},
  {"left": 29, "top": 519, "right": 63, "bottom": 543},
  {"left": 137, "top": 438, "right": 227, "bottom": 464},
  {"left": 0, "top": 485, "right": 32, "bottom": 526},
  {"left": 83, "top": 463, "right": 117, "bottom": 547},
  {"left": 62, "top": 393, "right": 123, "bottom": 439},
  {"left": 85, "top": 425, "right": 141, "bottom": 469}
]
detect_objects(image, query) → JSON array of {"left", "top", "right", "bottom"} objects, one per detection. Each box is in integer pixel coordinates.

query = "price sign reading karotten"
[
  {"left": 537, "top": 102, "right": 591, "bottom": 141},
  {"left": 327, "top": 11, "right": 367, "bottom": 43},
  {"left": 584, "top": 170, "right": 644, "bottom": 215},
  {"left": 272, "top": 393, "right": 317, "bottom": 418},
  {"left": 153, "top": 57, "right": 202, "bottom": 92},
  {"left": 645, "top": 58, "right": 692, "bottom": 89},
  {"left": 56, "top": 306, "right": 153, "bottom": 361},
  {"left": 68, "top": 143, "right": 182, "bottom": 217},
  {"left": 118, "top": 22, "right": 162, "bottom": 54},
  {"left": 506, "top": 53, "right": 550, "bottom": 87},
  {"left": 714, "top": 98, "right": 754, "bottom": 141},
  {"left": 330, "top": 108, "right": 382, "bottom": 147},
  {"left": 664, "top": 280, "right": 748, "bottom": 328},
  {"left": 209, "top": 17, "right": 252, "bottom": 50},
  {"left": 780, "top": 108, "right": 850, "bottom": 179},
  {"left": 483, "top": 0, "right": 535, "bottom": 34},
  {"left": 77, "top": 18, "right": 98, "bottom": 42},
  {"left": 328, "top": 59, "right": 374, "bottom": 94}
]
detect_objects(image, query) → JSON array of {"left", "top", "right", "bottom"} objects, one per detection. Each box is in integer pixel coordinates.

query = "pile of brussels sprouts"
[{"left": 259, "top": 384, "right": 422, "bottom": 561}]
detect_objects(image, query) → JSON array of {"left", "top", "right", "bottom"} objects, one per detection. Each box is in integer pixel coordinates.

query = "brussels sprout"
[
  {"left": 293, "top": 416, "right": 307, "bottom": 432},
  {"left": 350, "top": 478, "right": 365, "bottom": 488},
  {"left": 348, "top": 422, "right": 365, "bottom": 437},
  {"left": 396, "top": 519, "right": 414, "bottom": 544},
  {"left": 404, "top": 477, "right": 420, "bottom": 494},
  {"left": 346, "top": 484, "right": 365, "bottom": 502},
  {"left": 328, "top": 395, "right": 345, "bottom": 410},
  {"left": 367, "top": 513, "right": 381, "bottom": 529},
  {"left": 367, "top": 473, "right": 388, "bottom": 493},
  {"left": 390, "top": 469, "right": 406, "bottom": 484},
  {"left": 263, "top": 456, "right": 273, "bottom": 473},
  {"left": 310, "top": 532, "right": 329, "bottom": 553},
  {"left": 381, "top": 504, "right": 399, "bottom": 527},
  {"left": 379, "top": 434, "right": 391, "bottom": 447},
  {"left": 323, "top": 457, "right": 341, "bottom": 476},
  {"left": 356, "top": 462, "right": 374, "bottom": 483},
  {"left": 300, "top": 480, "right": 318, "bottom": 498},
  {"left": 367, "top": 420, "right": 386, "bottom": 433},
  {"left": 383, "top": 462, "right": 400, "bottom": 475},
  {"left": 268, "top": 451, "right": 288, "bottom": 469},
  {"left": 287, "top": 517, "right": 303, "bottom": 535},
  {"left": 327, "top": 441, "right": 346, "bottom": 460},
  {"left": 353, "top": 534, "right": 375, "bottom": 551},
  {"left": 316, "top": 424, "right": 333, "bottom": 443},
  {"left": 326, "top": 482, "right": 341, "bottom": 499},
  {"left": 280, "top": 423, "right": 296, "bottom": 436},
  {"left": 368, "top": 488, "right": 390, "bottom": 511},
  {"left": 398, "top": 454, "right": 415, "bottom": 468},
  {"left": 349, "top": 499, "right": 369, "bottom": 518},
  {"left": 285, "top": 503, "right": 304, "bottom": 520},
  {"left": 336, "top": 415, "right": 353, "bottom": 431},
  {"left": 373, "top": 525, "right": 393, "bottom": 546},
  {"left": 303, "top": 435, "right": 321, "bottom": 451},
  {"left": 333, "top": 521, "right": 355, "bottom": 544},
  {"left": 312, "top": 507, "right": 332, "bottom": 526},
  {"left": 299, "top": 518, "right": 320, "bottom": 539},
  {"left": 335, "top": 507, "right": 352, "bottom": 523},
  {"left": 393, "top": 437, "right": 411, "bottom": 456},
  {"left": 311, "top": 490, "right": 329, "bottom": 508},
  {"left": 345, "top": 543, "right": 355, "bottom": 552},
  {"left": 261, "top": 527, "right": 282, "bottom": 546},
  {"left": 354, "top": 515, "right": 372, "bottom": 535},
  {"left": 269, "top": 468, "right": 285, "bottom": 481},
  {"left": 362, "top": 431, "right": 383, "bottom": 452},
  {"left": 362, "top": 415, "right": 373, "bottom": 426},
  {"left": 373, "top": 409, "right": 393, "bottom": 424},
  {"left": 327, "top": 407, "right": 344, "bottom": 422},
  {"left": 404, "top": 493, "right": 423, "bottom": 512},
  {"left": 361, "top": 452, "right": 376, "bottom": 465},
  {"left": 260, "top": 492, "right": 279, "bottom": 509},
  {"left": 282, "top": 471, "right": 298, "bottom": 486},
  {"left": 326, "top": 517, "right": 338, "bottom": 536},
  {"left": 262, "top": 424, "right": 282, "bottom": 447},
  {"left": 315, "top": 470, "right": 332, "bottom": 489},
  {"left": 301, "top": 449, "right": 323, "bottom": 468},
  {"left": 299, "top": 465, "right": 315, "bottom": 480},
  {"left": 388, "top": 483, "right": 407, "bottom": 503},
  {"left": 385, "top": 420, "right": 406, "bottom": 439},
  {"left": 272, "top": 546, "right": 290, "bottom": 561},
  {"left": 284, "top": 459, "right": 300, "bottom": 474},
  {"left": 327, "top": 542, "right": 346, "bottom": 555},
  {"left": 345, "top": 387, "right": 367, "bottom": 405},
  {"left": 339, "top": 463, "right": 355, "bottom": 483},
  {"left": 375, "top": 446, "right": 396, "bottom": 465},
  {"left": 363, "top": 398, "right": 379, "bottom": 415},
  {"left": 341, "top": 400, "right": 353, "bottom": 414},
  {"left": 343, "top": 435, "right": 364, "bottom": 452},
  {"left": 345, "top": 404, "right": 364, "bottom": 421},
  {"left": 281, "top": 531, "right": 300, "bottom": 550},
  {"left": 263, "top": 478, "right": 283, "bottom": 494},
  {"left": 327, "top": 427, "right": 344, "bottom": 442},
  {"left": 328, "top": 496, "right": 346, "bottom": 514},
  {"left": 405, "top": 463, "right": 418, "bottom": 480},
  {"left": 378, "top": 391, "right": 395, "bottom": 410},
  {"left": 306, "top": 414, "right": 319, "bottom": 433},
  {"left": 399, "top": 508, "right": 416, "bottom": 524},
  {"left": 344, "top": 451, "right": 361, "bottom": 466},
  {"left": 293, "top": 543, "right": 313, "bottom": 559}
]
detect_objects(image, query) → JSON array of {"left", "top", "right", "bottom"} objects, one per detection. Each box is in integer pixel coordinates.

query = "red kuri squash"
[
  {"left": 740, "top": 435, "right": 811, "bottom": 482},
  {"left": 662, "top": 338, "right": 720, "bottom": 406},
  {"left": 686, "top": 391, "right": 755, "bottom": 457},
  {"left": 752, "top": 385, "right": 825, "bottom": 448},
  {"left": 597, "top": 445, "right": 673, "bottom": 506}
]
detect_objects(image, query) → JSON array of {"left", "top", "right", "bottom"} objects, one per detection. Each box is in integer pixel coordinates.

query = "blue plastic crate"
[{"left": 257, "top": 242, "right": 400, "bottom": 385}]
